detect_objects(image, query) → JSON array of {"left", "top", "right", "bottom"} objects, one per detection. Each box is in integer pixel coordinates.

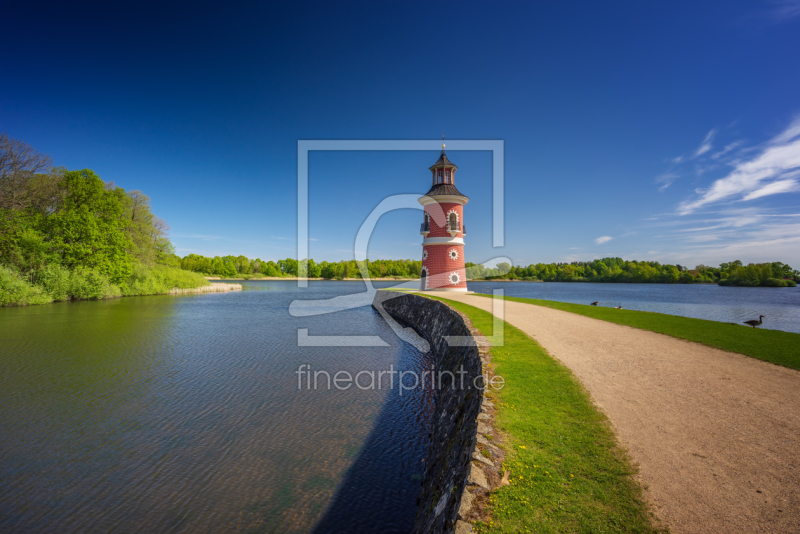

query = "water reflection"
[{"left": 0, "top": 281, "right": 431, "bottom": 533}]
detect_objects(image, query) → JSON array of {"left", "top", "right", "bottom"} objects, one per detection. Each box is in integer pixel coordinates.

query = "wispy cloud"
[
  {"left": 655, "top": 172, "right": 680, "bottom": 192},
  {"left": 172, "top": 233, "right": 221, "bottom": 241},
  {"left": 768, "top": 0, "right": 800, "bottom": 21},
  {"left": 694, "top": 129, "right": 717, "bottom": 157},
  {"left": 639, "top": 206, "right": 800, "bottom": 265},
  {"left": 678, "top": 116, "right": 800, "bottom": 214},
  {"left": 270, "top": 236, "right": 320, "bottom": 242},
  {"left": 741, "top": 175, "right": 800, "bottom": 200},
  {"left": 711, "top": 140, "right": 744, "bottom": 160},
  {"left": 595, "top": 236, "right": 613, "bottom": 244},
  {"left": 656, "top": 129, "right": 724, "bottom": 191}
]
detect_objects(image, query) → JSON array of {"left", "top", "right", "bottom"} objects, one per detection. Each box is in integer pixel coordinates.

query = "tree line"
[
  {"left": 182, "top": 252, "right": 798, "bottom": 287},
  {"left": 180, "top": 254, "right": 423, "bottom": 280},
  {"left": 466, "top": 258, "right": 798, "bottom": 287},
  {"left": 0, "top": 133, "right": 208, "bottom": 305}
]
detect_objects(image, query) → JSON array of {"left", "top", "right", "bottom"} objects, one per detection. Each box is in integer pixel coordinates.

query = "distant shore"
[
  {"left": 205, "top": 276, "right": 419, "bottom": 281},
  {"left": 170, "top": 283, "right": 242, "bottom": 294}
]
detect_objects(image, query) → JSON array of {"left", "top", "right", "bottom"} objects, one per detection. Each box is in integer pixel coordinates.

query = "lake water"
[
  {"left": 0, "top": 281, "right": 432, "bottom": 534},
  {"left": 3, "top": 280, "right": 797, "bottom": 533},
  {"left": 469, "top": 281, "right": 800, "bottom": 333}
]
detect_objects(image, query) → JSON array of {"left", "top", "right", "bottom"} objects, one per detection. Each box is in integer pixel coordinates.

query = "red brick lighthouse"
[{"left": 419, "top": 144, "right": 469, "bottom": 292}]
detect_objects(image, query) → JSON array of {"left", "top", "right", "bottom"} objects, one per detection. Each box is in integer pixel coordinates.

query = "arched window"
[{"left": 448, "top": 212, "right": 458, "bottom": 231}]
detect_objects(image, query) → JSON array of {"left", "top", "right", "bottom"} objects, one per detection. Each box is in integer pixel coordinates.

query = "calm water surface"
[
  {"left": 469, "top": 281, "right": 800, "bottom": 333},
  {"left": 0, "top": 281, "right": 432, "bottom": 533}
]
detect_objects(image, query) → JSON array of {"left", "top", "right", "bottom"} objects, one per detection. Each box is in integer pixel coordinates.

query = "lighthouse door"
[{"left": 420, "top": 269, "right": 427, "bottom": 290}]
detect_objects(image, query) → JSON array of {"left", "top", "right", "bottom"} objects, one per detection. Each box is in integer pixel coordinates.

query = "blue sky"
[{"left": 2, "top": 1, "right": 800, "bottom": 267}]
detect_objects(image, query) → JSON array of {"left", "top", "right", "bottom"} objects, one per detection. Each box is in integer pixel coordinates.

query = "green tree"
[{"left": 48, "top": 170, "right": 132, "bottom": 284}]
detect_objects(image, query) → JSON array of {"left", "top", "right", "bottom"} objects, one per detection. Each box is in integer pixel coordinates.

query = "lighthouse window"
[
  {"left": 445, "top": 170, "right": 450, "bottom": 183},
  {"left": 437, "top": 171, "right": 443, "bottom": 184}
]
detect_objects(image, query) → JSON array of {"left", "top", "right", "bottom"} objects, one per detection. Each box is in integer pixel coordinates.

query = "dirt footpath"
[{"left": 440, "top": 294, "right": 800, "bottom": 533}]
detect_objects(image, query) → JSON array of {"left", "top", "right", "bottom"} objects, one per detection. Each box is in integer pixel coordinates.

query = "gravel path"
[{"left": 438, "top": 293, "right": 800, "bottom": 533}]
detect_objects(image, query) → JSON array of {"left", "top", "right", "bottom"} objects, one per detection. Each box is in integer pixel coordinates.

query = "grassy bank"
[
  {"left": 474, "top": 294, "right": 800, "bottom": 371},
  {"left": 0, "top": 263, "right": 211, "bottom": 306},
  {"left": 424, "top": 295, "right": 662, "bottom": 533}
]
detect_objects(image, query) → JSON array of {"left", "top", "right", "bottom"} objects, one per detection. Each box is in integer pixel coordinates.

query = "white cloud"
[
  {"left": 678, "top": 116, "right": 800, "bottom": 214},
  {"left": 694, "top": 129, "right": 717, "bottom": 157},
  {"left": 644, "top": 207, "right": 800, "bottom": 266},
  {"left": 741, "top": 177, "right": 800, "bottom": 200},
  {"left": 594, "top": 236, "right": 613, "bottom": 244}
]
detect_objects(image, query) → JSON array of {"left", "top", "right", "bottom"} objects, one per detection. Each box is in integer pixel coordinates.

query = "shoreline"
[
  {"left": 168, "top": 283, "right": 242, "bottom": 295},
  {"left": 204, "top": 277, "right": 532, "bottom": 282},
  {"left": 1, "top": 282, "right": 241, "bottom": 307},
  {"left": 202, "top": 277, "right": 784, "bottom": 286}
]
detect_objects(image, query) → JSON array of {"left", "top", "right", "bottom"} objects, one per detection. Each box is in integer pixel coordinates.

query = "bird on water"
[
  {"left": 743, "top": 315, "right": 765, "bottom": 328},
  {"left": 614, "top": 306, "right": 623, "bottom": 309},
  {"left": 590, "top": 301, "right": 598, "bottom": 306}
]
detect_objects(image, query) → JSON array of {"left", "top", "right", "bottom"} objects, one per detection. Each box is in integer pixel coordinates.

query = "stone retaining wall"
[{"left": 372, "top": 291, "right": 484, "bottom": 534}]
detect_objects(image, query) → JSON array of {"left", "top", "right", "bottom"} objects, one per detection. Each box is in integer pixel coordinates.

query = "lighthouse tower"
[{"left": 419, "top": 145, "right": 469, "bottom": 292}]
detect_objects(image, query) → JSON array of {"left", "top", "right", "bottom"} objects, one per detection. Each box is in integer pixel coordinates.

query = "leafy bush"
[
  {"left": 0, "top": 265, "right": 53, "bottom": 306},
  {"left": 69, "top": 267, "right": 122, "bottom": 300},
  {"left": 122, "top": 263, "right": 210, "bottom": 296},
  {"left": 37, "top": 263, "right": 72, "bottom": 301}
]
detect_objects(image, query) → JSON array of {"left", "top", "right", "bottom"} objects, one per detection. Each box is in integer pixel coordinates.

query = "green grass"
[
  {"left": 473, "top": 294, "right": 800, "bottom": 371},
  {"left": 423, "top": 295, "right": 663, "bottom": 533}
]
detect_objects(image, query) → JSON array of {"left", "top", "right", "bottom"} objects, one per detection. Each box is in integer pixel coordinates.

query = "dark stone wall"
[{"left": 372, "top": 291, "right": 482, "bottom": 534}]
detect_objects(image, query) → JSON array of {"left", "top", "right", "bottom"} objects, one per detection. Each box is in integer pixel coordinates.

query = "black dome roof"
[
  {"left": 429, "top": 151, "right": 458, "bottom": 170},
  {"left": 423, "top": 183, "right": 468, "bottom": 199}
]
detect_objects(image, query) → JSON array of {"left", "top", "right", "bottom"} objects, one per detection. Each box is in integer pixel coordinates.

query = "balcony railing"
[{"left": 420, "top": 221, "right": 465, "bottom": 234}]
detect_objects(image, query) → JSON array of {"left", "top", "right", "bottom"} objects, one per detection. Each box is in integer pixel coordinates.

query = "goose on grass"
[{"left": 743, "top": 315, "right": 765, "bottom": 328}]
